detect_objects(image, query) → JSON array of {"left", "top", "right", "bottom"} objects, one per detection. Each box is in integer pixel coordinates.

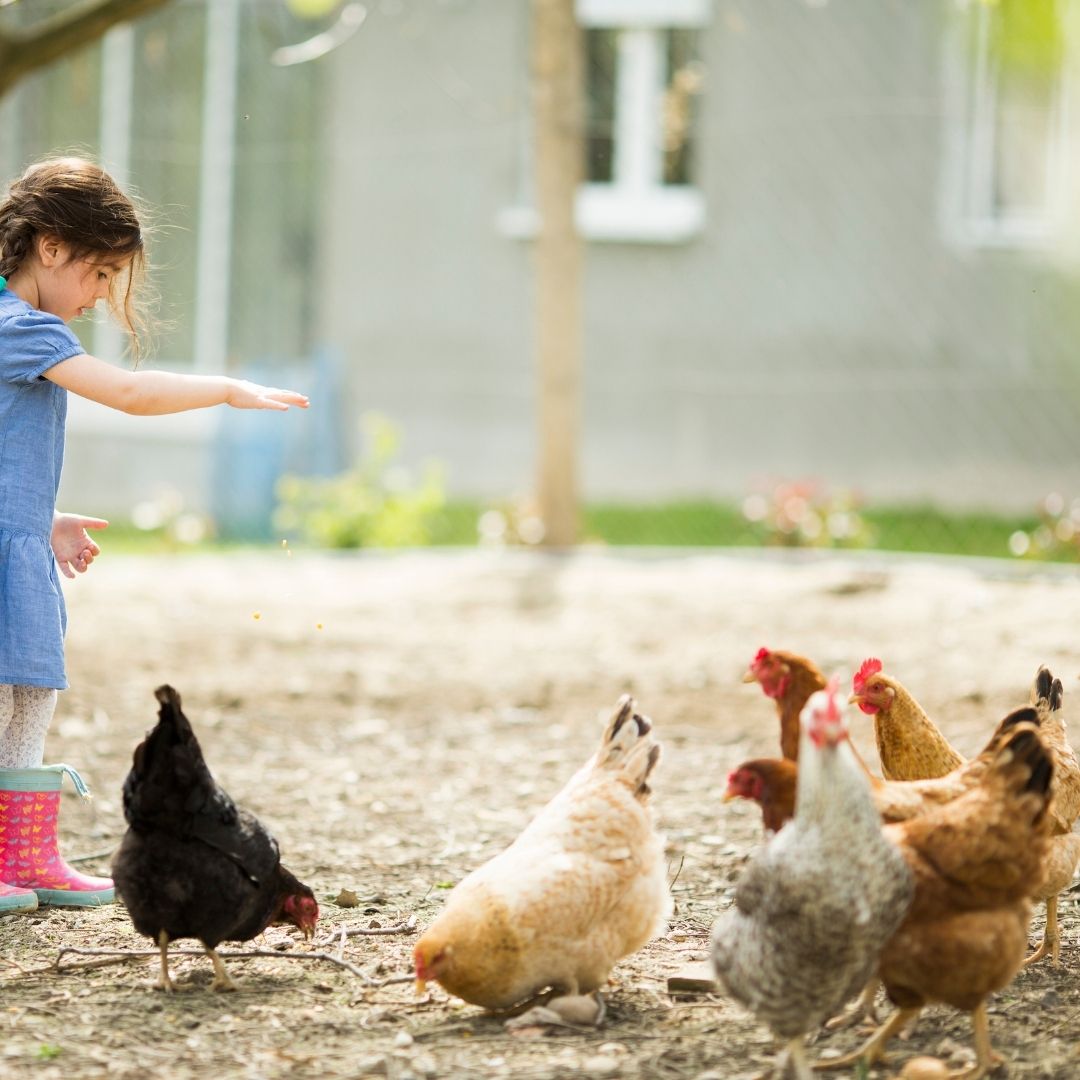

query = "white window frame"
[
  {"left": 577, "top": 0, "right": 708, "bottom": 242},
  {"left": 944, "top": 0, "right": 1069, "bottom": 250},
  {"left": 499, "top": 0, "right": 708, "bottom": 244}
]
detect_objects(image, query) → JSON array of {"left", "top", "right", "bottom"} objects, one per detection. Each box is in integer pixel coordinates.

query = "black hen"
[{"left": 112, "top": 685, "right": 319, "bottom": 992}]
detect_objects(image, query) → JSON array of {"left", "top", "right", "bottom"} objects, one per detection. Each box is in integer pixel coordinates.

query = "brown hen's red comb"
[
  {"left": 753, "top": 647, "right": 770, "bottom": 663},
  {"left": 853, "top": 657, "right": 882, "bottom": 693}
]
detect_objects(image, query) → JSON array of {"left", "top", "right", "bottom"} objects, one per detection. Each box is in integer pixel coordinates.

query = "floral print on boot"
[{"left": 0, "top": 766, "right": 114, "bottom": 907}]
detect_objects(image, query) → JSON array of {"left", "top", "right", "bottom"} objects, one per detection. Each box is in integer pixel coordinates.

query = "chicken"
[
  {"left": 819, "top": 721, "right": 1054, "bottom": 1079},
  {"left": 723, "top": 758, "right": 797, "bottom": 834},
  {"left": 743, "top": 647, "right": 826, "bottom": 761},
  {"left": 112, "top": 685, "right": 319, "bottom": 992},
  {"left": 413, "top": 695, "right": 671, "bottom": 1012},
  {"left": 861, "top": 665, "right": 1080, "bottom": 967},
  {"left": 1020, "top": 667, "right": 1080, "bottom": 966},
  {"left": 728, "top": 698, "right": 1046, "bottom": 830},
  {"left": 850, "top": 658, "right": 964, "bottom": 780},
  {"left": 712, "top": 681, "right": 913, "bottom": 1080}
]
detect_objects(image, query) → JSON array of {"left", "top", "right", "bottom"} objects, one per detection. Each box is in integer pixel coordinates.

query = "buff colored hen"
[
  {"left": 850, "top": 658, "right": 963, "bottom": 780},
  {"left": 413, "top": 696, "right": 671, "bottom": 1012}
]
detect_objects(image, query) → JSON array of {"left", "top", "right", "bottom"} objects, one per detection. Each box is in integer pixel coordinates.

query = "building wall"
[{"left": 319, "top": 0, "right": 1080, "bottom": 511}]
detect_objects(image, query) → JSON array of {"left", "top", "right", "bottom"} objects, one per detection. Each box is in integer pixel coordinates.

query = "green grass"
[{"left": 92, "top": 500, "right": 1064, "bottom": 562}]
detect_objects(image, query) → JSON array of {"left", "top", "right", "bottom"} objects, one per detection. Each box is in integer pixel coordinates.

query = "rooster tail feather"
[{"left": 593, "top": 695, "right": 661, "bottom": 798}]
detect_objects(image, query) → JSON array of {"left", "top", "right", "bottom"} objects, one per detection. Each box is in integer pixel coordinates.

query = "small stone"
[
  {"left": 899, "top": 1058, "right": 950, "bottom": 1080},
  {"left": 547, "top": 993, "right": 605, "bottom": 1026},
  {"left": 393, "top": 1031, "right": 414, "bottom": 1049},
  {"left": 335, "top": 888, "right": 360, "bottom": 907},
  {"left": 354, "top": 1058, "right": 388, "bottom": 1075},
  {"left": 412, "top": 1053, "right": 437, "bottom": 1077},
  {"left": 582, "top": 1056, "right": 620, "bottom": 1077},
  {"left": 666, "top": 962, "right": 717, "bottom": 995}
]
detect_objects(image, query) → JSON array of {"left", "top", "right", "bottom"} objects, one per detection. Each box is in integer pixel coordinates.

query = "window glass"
[
  {"left": 585, "top": 28, "right": 618, "bottom": 184},
  {"left": 662, "top": 28, "right": 702, "bottom": 186},
  {"left": 584, "top": 26, "right": 702, "bottom": 189}
]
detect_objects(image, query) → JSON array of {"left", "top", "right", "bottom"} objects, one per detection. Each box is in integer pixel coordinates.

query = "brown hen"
[{"left": 816, "top": 721, "right": 1054, "bottom": 1080}]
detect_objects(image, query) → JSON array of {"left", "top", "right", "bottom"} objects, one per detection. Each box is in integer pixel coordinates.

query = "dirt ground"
[{"left": 1, "top": 548, "right": 1078, "bottom": 1079}]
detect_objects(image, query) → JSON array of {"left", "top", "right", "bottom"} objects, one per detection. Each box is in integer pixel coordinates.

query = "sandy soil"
[{"left": 0, "top": 548, "right": 1078, "bottom": 1079}]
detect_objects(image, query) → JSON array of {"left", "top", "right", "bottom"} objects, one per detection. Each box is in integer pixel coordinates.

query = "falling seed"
[
  {"left": 316, "top": 622, "right": 323, "bottom": 630},
  {"left": 253, "top": 612, "right": 262, "bottom": 621}
]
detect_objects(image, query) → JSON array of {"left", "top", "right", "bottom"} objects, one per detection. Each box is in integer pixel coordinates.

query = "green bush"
[{"left": 274, "top": 413, "right": 446, "bottom": 548}]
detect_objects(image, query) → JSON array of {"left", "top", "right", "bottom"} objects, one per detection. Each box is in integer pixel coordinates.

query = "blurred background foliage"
[{"left": 4, "top": 0, "right": 1080, "bottom": 565}]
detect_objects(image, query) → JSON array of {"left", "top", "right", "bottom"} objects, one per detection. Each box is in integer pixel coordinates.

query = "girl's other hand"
[
  {"left": 51, "top": 513, "right": 108, "bottom": 578},
  {"left": 227, "top": 379, "right": 310, "bottom": 411}
]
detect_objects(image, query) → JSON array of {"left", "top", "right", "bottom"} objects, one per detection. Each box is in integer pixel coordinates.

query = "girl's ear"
[{"left": 36, "top": 234, "right": 65, "bottom": 267}]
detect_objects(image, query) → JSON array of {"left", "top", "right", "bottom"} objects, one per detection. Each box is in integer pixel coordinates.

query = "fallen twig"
[
  {"left": 375, "top": 973, "right": 416, "bottom": 987},
  {"left": 67, "top": 847, "right": 117, "bottom": 864},
  {"left": 668, "top": 854, "right": 685, "bottom": 891},
  {"left": 312, "top": 917, "right": 416, "bottom": 947},
  {"left": 52, "top": 945, "right": 377, "bottom": 984},
  {"left": 0, "top": 956, "right": 36, "bottom": 976},
  {"left": 1044, "top": 1007, "right": 1080, "bottom": 1036}
]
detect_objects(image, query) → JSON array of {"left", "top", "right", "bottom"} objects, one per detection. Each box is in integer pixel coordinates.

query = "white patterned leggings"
[{"left": 0, "top": 684, "right": 57, "bottom": 769}]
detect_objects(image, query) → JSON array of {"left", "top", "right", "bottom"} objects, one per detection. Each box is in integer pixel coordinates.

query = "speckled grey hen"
[{"left": 712, "top": 680, "right": 913, "bottom": 1080}]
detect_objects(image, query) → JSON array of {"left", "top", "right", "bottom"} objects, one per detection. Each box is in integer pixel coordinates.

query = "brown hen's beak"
[
  {"left": 741, "top": 668, "right": 757, "bottom": 684},
  {"left": 303, "top": 925, "right": 315, "bottom": 941},
  {"left": 722, "top": 789, "right": 738, "bottom": 802},
  {"left": 848, "top": 692, "right": 863, "bottom": 705},
  {"left": 415, "top": 977, "right": 428, "bottom": 997}
]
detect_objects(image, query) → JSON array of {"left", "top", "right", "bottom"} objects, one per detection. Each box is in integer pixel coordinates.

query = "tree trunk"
[
  {"left": 531, "top": 0, "right": 583, "bottom": 548},
  {"left": 0, "top": 0, "right": 173, "bottom": 100}
]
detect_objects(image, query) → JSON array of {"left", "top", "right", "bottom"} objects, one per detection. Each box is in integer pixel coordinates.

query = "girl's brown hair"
[{"left": 0, "top": 157, "right": 149, "bottom": 357}]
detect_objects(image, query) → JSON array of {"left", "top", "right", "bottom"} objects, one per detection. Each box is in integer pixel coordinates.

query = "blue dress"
[{"left": 0, "top": 284, "right": 86, "bottom": 689}]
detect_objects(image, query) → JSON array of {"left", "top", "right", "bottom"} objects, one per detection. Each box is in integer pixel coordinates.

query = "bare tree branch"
[{"left": 0, "top": 0, "right": 174, "bottom": 99}]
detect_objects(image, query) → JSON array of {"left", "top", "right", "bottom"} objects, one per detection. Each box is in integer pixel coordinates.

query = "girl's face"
[{"left": 36, "top": 238, "right": 129, "bottom": 324}]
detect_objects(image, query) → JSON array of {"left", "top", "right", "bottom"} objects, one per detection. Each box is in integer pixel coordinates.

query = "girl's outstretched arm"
[{"left": 44, "top": 353, "right": 310, "bottom": 415}]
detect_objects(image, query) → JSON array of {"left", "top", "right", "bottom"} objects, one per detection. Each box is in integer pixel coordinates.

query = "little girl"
[{"left": 0, "top": 157, "right": 309, "bottom": 912}]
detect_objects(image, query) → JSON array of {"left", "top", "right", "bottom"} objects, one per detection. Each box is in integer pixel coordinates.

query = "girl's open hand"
[
  {"left": 227, "top": 379, "right": 310, "bottom": 411},
  {"left": 51, "top": 513, "right": 108, "bottom": 578}
]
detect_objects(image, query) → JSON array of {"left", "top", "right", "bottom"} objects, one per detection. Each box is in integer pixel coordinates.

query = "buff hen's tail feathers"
[
  {"left": 994, "top": 723, "right": 1054, "bottom": 809},
  {"left": 1031, "top": 666, "right": 1064, "bottom": 715},
  {"left": 591, "top": 694, "right": 661, "bottom": 800}
]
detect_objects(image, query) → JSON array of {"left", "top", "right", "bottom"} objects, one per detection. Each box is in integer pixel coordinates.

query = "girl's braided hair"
[{"left": 0, "top": 157, "right": 148, "bottom": 357}]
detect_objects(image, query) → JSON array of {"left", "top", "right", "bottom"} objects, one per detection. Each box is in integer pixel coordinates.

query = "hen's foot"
[
  {"left": 1024, "top": 896, "right": 1061, "bottom": 967},
  {"left": 823, "top": 980, "right": 880, "bottom": 1031},
  {"left": 949, "top": 1006, "right": 1005, "bottom": 1079},
  {"left": 156, "top": 931, "right": 175, "bottom": 993},
  {"left": 504, "top": 991, "right": 604, "bottom": 1031},
  {"left": 813, "top": 1007, "right": 918, "bottom": 1072},
  {"left": 206, "top": 947, "right": 238, "bottom": 993},
  {"left": 945, "top": 1061, "right": 1000, "bottom": 1080}
]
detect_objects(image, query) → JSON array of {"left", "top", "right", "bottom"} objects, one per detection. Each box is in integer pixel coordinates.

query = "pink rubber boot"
[
  {"left": 0, "top": 766, "right": 114, "bottom": 907},
  {"left": 0, "top": 879, "right": 38, "bottom": 913}
]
